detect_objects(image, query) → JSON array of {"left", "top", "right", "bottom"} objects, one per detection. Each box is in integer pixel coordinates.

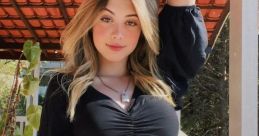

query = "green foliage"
[
  {"left": 23, "top": 125, "right": 33, "bottom": 136},
  {"left": 0, "top": 60, "right": 17, "bottom": 75},
  {"left": 14, "top": 127, "right": 22, "bottom": 136},
  {"left": 23, "top": 41, "right": 41, "bottom": 73},
  {"left": 21, "top": 75, "right": 40, "bottom": 96},
  {"left": 0, "top": 40, "right": 42, "bottom": 136},
  {"left": 181, "top": 20, "right": 229, "bottom": 136},
  {"left": 26, "top": 105, "right": 42, "bottom": 130},
  {"left": 0, "top": 112, "right": 7, "bottom": 134},
  {"left": 0, "top": 60, "right": 29, "bottom": 116},
  {"left": 16, "top": 96, "right": 26, "bottom": 116},
  {"left": 0, "top": 60, "right": 17, "bottom": 113},
  {"left": 21, "top": 40, "right": 42, "bottom": 136}
]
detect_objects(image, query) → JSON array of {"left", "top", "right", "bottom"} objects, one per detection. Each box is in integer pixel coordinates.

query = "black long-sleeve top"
[
  {"left": 39, "top": 73, "right": 179, "bottom": 136},
  {"left": 38, "top": 4, "right": 208, "bottom": 136}
]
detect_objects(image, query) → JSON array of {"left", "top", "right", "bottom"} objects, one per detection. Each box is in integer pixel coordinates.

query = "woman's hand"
[{"left": 167, "top": 0, "right": 196, "bottom": 6}]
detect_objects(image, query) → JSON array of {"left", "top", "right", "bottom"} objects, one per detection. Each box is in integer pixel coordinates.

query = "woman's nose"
[{"left": 111, "top": 24, "right": 124, "bottom": 40}]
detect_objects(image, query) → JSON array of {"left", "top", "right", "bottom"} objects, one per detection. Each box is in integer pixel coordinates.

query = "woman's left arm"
[
  {"left": 157, "top": 0, "right": 208, "bottom": 109},
  {"left": 158, "top": 0, "right": 208, "bottom": 80}
]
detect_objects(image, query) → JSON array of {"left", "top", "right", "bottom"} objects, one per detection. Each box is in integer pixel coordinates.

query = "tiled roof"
[{"left": 0, "top": 0, "right": 229, "bottom": 60}]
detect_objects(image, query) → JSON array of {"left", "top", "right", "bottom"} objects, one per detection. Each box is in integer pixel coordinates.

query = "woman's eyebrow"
[
  {"left": 102, "top": 8, "right": 138, "bottom": 18},
  {"left": 102, "top": 8, "right": 115, "bottom": 15},
  {"left": 125, "top": 14, "right": 138, "bottom": 18}
]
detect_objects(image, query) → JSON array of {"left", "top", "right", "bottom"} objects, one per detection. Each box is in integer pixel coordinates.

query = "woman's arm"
[
  {"left": 38, "top": 73, "right": 73, "bottom": 136},
  {"left": 158, "top": 1, "right": 208, "bottom": 109},
  {"left": 167, "top": 0, "right": 195, "bottom": 6}
]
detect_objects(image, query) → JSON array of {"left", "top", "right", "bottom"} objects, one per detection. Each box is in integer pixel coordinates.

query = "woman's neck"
[{"left": 98, "top": 57, "right": 129, "bottom": 77}]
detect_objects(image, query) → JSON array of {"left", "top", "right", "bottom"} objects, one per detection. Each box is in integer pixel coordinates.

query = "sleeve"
[
  {"left": 157, "top": 4, "right": 209, "bottom": 110},
  {"left": 38, "top": 73, "right": 73, "bottom": 136}
]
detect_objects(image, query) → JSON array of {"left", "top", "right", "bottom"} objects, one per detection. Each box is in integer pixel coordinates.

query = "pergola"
[{"left": 0, "top": 0, "right": 229, "bottom": 60}]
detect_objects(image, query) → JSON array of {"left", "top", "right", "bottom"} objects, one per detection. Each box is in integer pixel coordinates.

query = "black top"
[
  {"left": 39, "top": 73, "right": 179, "bottom": 136},
  {"left": 39, "top": 4, "right": 208, "bottom": 136}
]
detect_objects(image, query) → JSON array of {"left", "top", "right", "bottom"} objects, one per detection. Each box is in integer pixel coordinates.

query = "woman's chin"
[{"left": 101, "top": 55, "right": 129, "bottom": 63}]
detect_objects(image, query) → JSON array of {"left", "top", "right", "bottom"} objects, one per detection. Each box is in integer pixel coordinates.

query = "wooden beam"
[
  {"left": 0, "top": 37, "right": 16, "bottom": 58},
  {"left": 0, "top": 43, "right": 61, "bottom": 50},
  {"left": 204, "top": 18, "right": 221, "bottom": 22},
  {"left": 196, "top": 5, "right": 228, "bottom": 9},
  {"left": 57, "top": 0, "right": 70, "bottom": 24},
  {"left": 0, "top": 51, "right": 63, "bottom": 61},
  {"left": 229, "top": 0, "right": 258, "bottom": 135}
]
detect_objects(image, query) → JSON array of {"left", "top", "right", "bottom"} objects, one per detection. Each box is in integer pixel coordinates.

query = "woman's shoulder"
[{"left": 44, "top": 72, "right": 73, "bottom": 102}]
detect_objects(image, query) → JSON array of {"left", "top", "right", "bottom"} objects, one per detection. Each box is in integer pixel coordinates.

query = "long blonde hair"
[{"left": 56, "top": 0, "right": 175, "bottom": 122}]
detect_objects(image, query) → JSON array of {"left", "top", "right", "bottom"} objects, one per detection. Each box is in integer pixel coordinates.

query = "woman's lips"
[{"left": 106, "top": 44, "right": 125, "bottom": 51}]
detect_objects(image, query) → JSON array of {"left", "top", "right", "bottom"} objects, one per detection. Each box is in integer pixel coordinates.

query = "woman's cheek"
[
  {"left": 93, "top": 24, "right": 112, "bottom": 48},
  {"left": 128, "top": 29, "right": 141, "bottom": 48},
  {"left": 93, "top": 24, "right": 109, "bottom": 38}
]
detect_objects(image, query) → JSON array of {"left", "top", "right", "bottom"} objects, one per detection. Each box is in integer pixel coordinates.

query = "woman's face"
[{"left": 92, "top": 0, "right": 141, "bottom": 63}]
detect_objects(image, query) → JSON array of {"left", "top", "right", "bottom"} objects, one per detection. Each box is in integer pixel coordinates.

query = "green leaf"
[
  {"left": 26, "top": 105, "right": 42, "bottom": 130},
  {"left": 28, "top": 42, "right": 41, "bottom": 71},
  {"left": 14, "top": 126, "right": 22, "bottom": 136},
  {"left": 0, "top": 112, "right": 7, "bottom": 134},
  {"left": 23, "top": 125, "right": 33, "bottom": 136},
  {"left": 21, "top": 75, "right": 40, "bottom": 96},
  {"left": 22, "top": 41, "right": 42, "bottom": 73},
  {"left": 22, "top": 40, "right": 33, "bottom": 62}
]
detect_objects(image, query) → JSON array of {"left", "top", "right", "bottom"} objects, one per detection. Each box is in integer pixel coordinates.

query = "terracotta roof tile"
[
  {"left": 35, "top": 30, "right": 46, "bottom": 37},
  {"left": 4, "top": 7, "right": 18, "bottom": 17},
  {"left": 197, "top": 0, "right": 211, "bottom": 6},
  {"left": 207, "top": 9, "right": 224, "bottom": 20},
  {"left": 0, "top": 30, "right": 8, "bottom": 36},
  {"left": 53, "top": 20, "right": 65, "bottom": 28},
  {"left": 1, "top": 20, "right": 15, "bottom": 28},
  {"left": 21, "top": 7, "right": 35, "bottom": 17},
  {"left": 214, "top": 0, "right": 228, "bottom": 6},
  {"left": 0, "top": 8, "right": 7, "bottom": 17},
  {"left": 0, "top": 0, "right": 229, "bottom": 60},
  {"left": 9, "top": 30, "right": 22, "bottom": 37},
  {"left": 21, "top": 30, "right": 32, "bottom": 37},
  {"left": 28, "top": 20, "right": 41, "bottom": 27},
  {"left": 41, "top": 20, "right": 55, "bottom": 28},
  {"left": 66, "top": 8, "right": 77, "bottom": 17},
  {"left": 13, "top": 20, "right": 26, "bottom": 28}
]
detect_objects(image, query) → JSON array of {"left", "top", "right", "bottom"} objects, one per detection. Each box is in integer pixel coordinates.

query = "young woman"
[{"left": 38, "top": 0, "right": 208, "bottom": 135}]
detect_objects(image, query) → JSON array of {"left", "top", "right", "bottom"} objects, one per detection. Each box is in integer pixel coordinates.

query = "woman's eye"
[
  {"left": 126, "top": 21, "right": 137, "bottom": 26},
  {"left": 100, "top": 17, "right": 112, "bottom": 23}
]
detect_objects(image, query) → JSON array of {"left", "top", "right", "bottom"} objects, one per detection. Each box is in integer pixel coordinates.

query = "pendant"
[{"left": 121, "top": 93, "right": 130, "bottom": 103}]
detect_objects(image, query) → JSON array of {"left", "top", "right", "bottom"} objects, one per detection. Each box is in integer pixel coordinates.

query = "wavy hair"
[{"left": 55, "top": 0, "right": 175, "bottom": 122}]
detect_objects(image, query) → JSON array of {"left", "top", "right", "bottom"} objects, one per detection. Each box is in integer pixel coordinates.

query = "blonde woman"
[{"left": 39, "top": 0, "right": 208, "bottom": 135}]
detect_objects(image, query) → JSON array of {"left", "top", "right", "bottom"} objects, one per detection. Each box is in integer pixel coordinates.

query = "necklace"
[{"left": 97, "top": 75, "right": 131, "bottom": 103}]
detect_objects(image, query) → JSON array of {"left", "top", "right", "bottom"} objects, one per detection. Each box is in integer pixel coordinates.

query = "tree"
[{"left": 182, "top": 20, "right": 229, "bottom": 136}]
